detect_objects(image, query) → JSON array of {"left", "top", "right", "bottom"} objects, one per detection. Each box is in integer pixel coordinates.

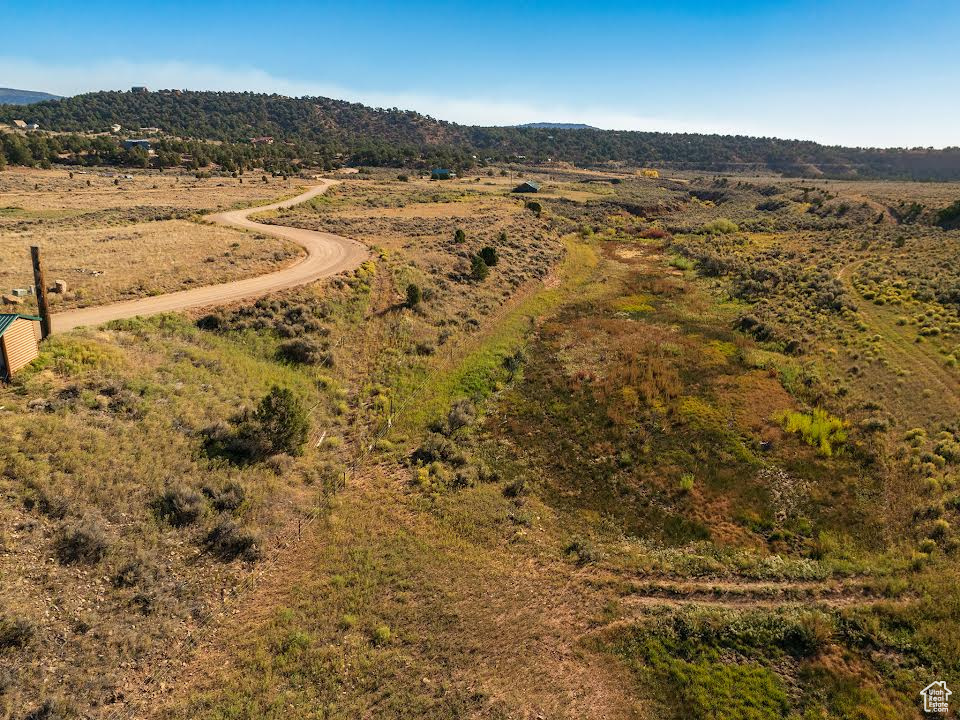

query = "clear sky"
[{"left": 3, "top": 0, "right": 958, "bottom": 148}]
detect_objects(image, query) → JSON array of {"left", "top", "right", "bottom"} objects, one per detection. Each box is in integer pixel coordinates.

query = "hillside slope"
[
  {"left": 2, "top": 90, "right": 960, "bottom": 179},
  {"left": 0, "top": 87, "right": 61, "bottom": 105}
]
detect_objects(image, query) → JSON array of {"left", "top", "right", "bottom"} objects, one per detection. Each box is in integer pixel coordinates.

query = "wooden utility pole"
[{"left": 30, "top": 246, "right": 51, "bottom": 338}]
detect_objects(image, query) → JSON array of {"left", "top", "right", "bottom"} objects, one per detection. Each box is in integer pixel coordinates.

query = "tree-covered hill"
[{"left": 2, "top": 89, "right": 959, "bottom": 179}]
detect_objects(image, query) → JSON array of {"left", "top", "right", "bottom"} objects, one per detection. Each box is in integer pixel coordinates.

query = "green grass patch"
[{"left": 778, "top": 408, "right": 848, "bottom": 457}]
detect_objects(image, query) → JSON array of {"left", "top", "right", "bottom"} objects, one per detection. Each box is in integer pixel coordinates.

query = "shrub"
[
  {"left": 251, "top": 386, "right": 310, "bottom": 457},
  {"left": 55, "top": 516, "right": 108, "bottom": 565},
  {"left": 0, "top": 616, "right": 34, "bottom": 649},
  {"left": 502, "top": 349, "right": 525, "bottom": 374},
  {"left": 936, "top": 200, "right": 960, "bottom": 228},
  {"left": 703, "top": 218, "right": 739, "bottom": 234},
  {"left": 396, "top": 174, "right": 409, "bottom": 182},
  {"left": 371, "top": 625, "right": 392, "bottom": 646},
  {"left": 641, "top": 227, "right": 671, "bottom": 240},
  {"left": 503, "top": 476, "right": 528, "bottom": 498},
  {"left": 479, "top": 246, "right": 499, "bottom": 266},
  {"left": 564, "top": 537, "right": 598, "bottom": 565},
  {"left": 406, "top": 283, "right": 422, "bottom": 307},
  {"left": 205, "top": 517, "right": 260, "bottom": 561},
  {"left": 277, "top": 338, "right": 332, "bottom": 366},
  {"left": 679, "top": 474, "right": 695, "bottom": 493},
  {"left": 526, "top": 200, "right": 542, "bottom": 216},
  {"left": 411, "top": 433, "right": 457, "bottom": 464},
  {"left": 447, "top": 399, "right": 476, "bottom": 433},
  {"left": 453, "top": 228, "right": 466, "bottom": 243},
  {"left": 470, "top": 254, "right": 490, "bottom": 281},
  {"left": 209, "top": 481, "right": 246, "bottom": 512},
  {"left": 155, "top": 485, "right": 205, "bottom": 527}
]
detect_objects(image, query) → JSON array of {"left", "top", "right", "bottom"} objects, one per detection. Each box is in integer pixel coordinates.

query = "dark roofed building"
[
  {"left": 123, "top": 139, "right": 151, "bottom": 151},
  {"left": 430, "top": 168, "right": 456, "bottom": 180},
  {"left": 513, "top": 181, "right": 541, "bottom": 193}
]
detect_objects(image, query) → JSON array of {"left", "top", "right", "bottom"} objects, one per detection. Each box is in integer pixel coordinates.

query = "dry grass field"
[
  {"left": 0, "top": 168, "right": 300, "bottom": 310},
  {"left": 2, "top": 166, "right": 960, "bottom": 720}
]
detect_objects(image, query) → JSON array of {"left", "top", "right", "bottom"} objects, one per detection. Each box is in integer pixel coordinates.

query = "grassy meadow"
[{"left": 0, "top": 168, "right": 299, "bottom": 310}]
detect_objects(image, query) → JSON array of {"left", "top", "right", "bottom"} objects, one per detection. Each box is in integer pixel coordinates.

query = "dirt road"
[{"left": 51, "top": 180, "right": 367, "bottom": 332}]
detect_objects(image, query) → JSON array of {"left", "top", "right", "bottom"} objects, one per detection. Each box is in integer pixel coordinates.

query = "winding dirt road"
[{"left": 51, "top": 180, "right": 368, "bottom": 332}]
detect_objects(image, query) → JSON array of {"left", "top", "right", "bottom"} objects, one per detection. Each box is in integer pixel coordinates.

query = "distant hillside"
[
  {"left": 2, "top": 90, "right": 960, "bottom": 179},
  {"left": 517, "top": 122, "right": 599, "bottom": 130},
  {"left": 0, "top": 87, "right": 61, "bottom": 105}
]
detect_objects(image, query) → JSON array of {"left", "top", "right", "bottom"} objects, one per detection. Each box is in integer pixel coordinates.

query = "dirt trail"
[
  {"left": 51, "top": 180, "right": 368, "bottom": 332},
  {"left": 614, "top": 576, "right": 902, "bottom": 611}
]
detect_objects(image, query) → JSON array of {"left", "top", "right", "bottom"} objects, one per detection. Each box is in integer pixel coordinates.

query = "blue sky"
[{"left": 3, "top": 0, "right": 958, "bottom": 147}]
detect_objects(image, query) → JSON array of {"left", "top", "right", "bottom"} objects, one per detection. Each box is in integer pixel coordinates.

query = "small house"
[
  {"left": 430, "top": 168, "right": 456, "bottom": 180},
  {"left": 250, "top": 136, "right": 274, "bottom": 145},
  {"left": 123, "top": 139, "right": 151, "bottom": 151},
  {"left": 24, "top": 123, "right": 39, "bottom": 131},
  {"left": 110, "top": 124, "right": 122, "bottom": 133},
  {"left": 12, "top": 120, "right": 27, "bottom": 129},
  {"left": 0, "top": 314, "right": 41, "bottom": 380},
  {"left": 513, "top": 181, "right": 541, "bottom": 193},
  {"left": 131, "top": 86, "right": 149, "bottom": 94}
]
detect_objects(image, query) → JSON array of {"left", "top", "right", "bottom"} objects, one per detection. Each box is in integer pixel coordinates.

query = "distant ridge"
[
  {"left": 516, "top": 122, "right": 599, "bottom": 130},
  {"left": 0, "top": 88, "right": 62, "bottom": 105},
  {"left": 2, "top": 90, "right": 960, "bottom": 180}
]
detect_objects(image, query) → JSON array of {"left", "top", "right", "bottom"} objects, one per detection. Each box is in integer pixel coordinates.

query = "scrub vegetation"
[{"left": 1, "top": 165, "right": 959, "bottom": 719}]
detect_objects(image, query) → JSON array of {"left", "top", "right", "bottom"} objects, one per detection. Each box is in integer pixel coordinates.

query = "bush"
[
  {"left": 371, "top": 624, "right": 392, "bottom": 646},
  {"left": 641, "top": 227, "right": 671, "bottom": 240},
  {"left": 446, "top": 399, "right": 476, "bottom": 433},
  {"left": 470, "top": 254, "right": 490, "bottom": 281},
  {"left": 936, "top": 200, "right": 960, "bottom": 228},
  {"left": 277, "top": 338, "right": 333, "bottom": 366},
  {"left": 155, "top": 485, "right": 205, "bottom": 527},
  {"left": 406, "top": 283, "right": 422, "bottom": 307},
  {"left": 55, "top": 516, "right": 108, "bottom": 565},
  {"left": 453, "top": 228, "right": 466, "bottom": 243},
  {"left": 502, "top": 349, "right": 525, "bottom": 374},
  {"left": 251, "top": 386, "right": 310, "bottom": 457},
  {"left": 526, "top": 200, "right": 542, "bottom": 216},
  {"left": 503, "top": 476, "right": 528, "bottom": 498},
  {"left": 113, "top": 552, "right": 156, "bottom": 588},
  {"left": 0, "top": 616, "right": 34, "bottom": 649},
  {"left": 679, "top": 473, "right": 695, "bottom": 493},
  {"left": 479, "top": 246, "right": 499, "bottom": 266},
  {"left": 703, "top": 218, "right": 739, "bottom": 235},
  {"left": 412, "top": 433, "right": 457, "bottom": 464},
  {"left": 205, "top": 517, "right": 260, "bottom": 561},
  {"left": 564, "top": 537, "right": 598, "bottom": 565},
  {"left": 208, "top": 481, "right": 246, "bottom": 512}
]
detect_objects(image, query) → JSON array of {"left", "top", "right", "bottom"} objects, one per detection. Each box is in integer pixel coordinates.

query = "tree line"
[{"left": 2, "top": 90, "right": 960, "bottom": 179}]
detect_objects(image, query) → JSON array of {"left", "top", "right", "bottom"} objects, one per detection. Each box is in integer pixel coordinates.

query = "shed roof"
[{"left": 0, "top": 314, "right": 41, "bottom": 337}]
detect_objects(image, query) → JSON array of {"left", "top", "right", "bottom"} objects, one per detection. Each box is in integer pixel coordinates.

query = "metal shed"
[
  {"left": 0, "top": 314, "right": 41, "bottom": 380},
  {"left": 513, "top": 181, "right": 541, "bottom": 193}
]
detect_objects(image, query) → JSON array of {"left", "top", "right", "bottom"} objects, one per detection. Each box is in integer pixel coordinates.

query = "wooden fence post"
[{"left": 30, "top": 246, "right": 51, "bottom": 338}]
